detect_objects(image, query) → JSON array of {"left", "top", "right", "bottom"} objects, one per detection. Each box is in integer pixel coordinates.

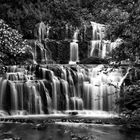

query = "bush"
[
  {"left": 117, "top": 68, "right": 140, "bottom": 129},
  {"left": 0, "top": 19, "right": 32, "bottom": 65}
]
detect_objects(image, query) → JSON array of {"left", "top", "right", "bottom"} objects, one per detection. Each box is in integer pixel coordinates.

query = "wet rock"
[
  {"left": 33, "top": 123, "right": 47, "bottom": 130},
  {"left": 71, "top": 133, "right": 90, "bottom": 140},
  {"left": 83, "top": 120, "right": 93, "bottom": 124},
  {"left": 3, "top": 137, "right": 21, "bottom": 140},
  {"left": 81, "top": 136, "right": 89, "bottom": 140},
  {"left": 71, "top": 119, "right": 78, "bottom": 122},
  {"left": 44, "top": 119, "right": 55, "bottom": 124},
  {"left": 95, "top": 120, "right": 103, "bottom": 124},
  {"left": 25, "top": 119, "right": 34, "bottom": 124},
  {"left": 72, "top": 138, "right": 79, "bottom": 140},
  {"left": 0, "top": 110, "right": 9, "bottom": 117},
  {"left": 71, "top": 134, "right": 79, "bottom": 140},
  {"left": 69, "top": 111, "right": 78, "bottom": 116},
  {"left": 79, "top": 56, "right": 108, "bottom": 64},
  {"left": 0, "top": 132, "right": 14, "bottom": 139},
  {"left": 68, "top": 119, "right": 72, "bottom": 122},
  {"left": 61, "top": 119, "right": 67, "bottom": 122}
]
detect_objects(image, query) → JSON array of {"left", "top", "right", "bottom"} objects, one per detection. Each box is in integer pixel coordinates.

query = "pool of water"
[{"left": 0, "top": 122, "right": 139, "bottom": 140}]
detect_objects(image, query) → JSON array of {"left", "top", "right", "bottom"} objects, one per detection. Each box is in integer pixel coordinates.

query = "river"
[{"left": 0, "top": 122, "right": 139, "bottom": 140}]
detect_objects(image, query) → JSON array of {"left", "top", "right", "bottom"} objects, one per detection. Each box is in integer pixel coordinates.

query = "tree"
[{"left": 0, "top": 19, "right": 32, "bottom": 65}]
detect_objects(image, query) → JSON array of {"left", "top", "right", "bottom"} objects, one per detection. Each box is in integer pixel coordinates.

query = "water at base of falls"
[
  {"left": 0, "top": 65, "right": 124, "bottom": 117},
  {"left": 1, "top": 122, "right": 139, "bottom": 140}
]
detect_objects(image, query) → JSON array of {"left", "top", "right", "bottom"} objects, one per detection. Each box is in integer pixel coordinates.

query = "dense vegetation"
[
  {"left": 0, "top": 19, "right": 32, "bottom": 65},
  {"left": 117, "top": 68, "right": 140, "bottom": 129},
  {"left": 0, "top": 0, "right": 140, "bottom": 62}
]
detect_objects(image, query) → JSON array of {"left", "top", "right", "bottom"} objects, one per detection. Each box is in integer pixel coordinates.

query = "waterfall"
[
  {"left": 65, "top": 23, "right": 69, "bottom": 40},
  {"left": 38, "top": 21, "right": 46, "bottom": 42},
  {"left": 89, "top": 21, "right": 122, "bottom": 59},
  {"left": 102, "top": 43, "right": 107, "bottom": 58},
  {"left": 90, "top": 22, "right": 106, "bottom": 58},
  {"left": 0, "top": 65, "right": 125, "bottom": 116},
  {"left": 69, "top": 29, "right": 79, "bottom": 64},
  {"left": 34, "top": 41, "right": 48, "bottom": 63},
  {"left": 46, "top": 24, "right": 51, "bottom": 39},
  {"left": 32, "top": 21, "right": 53, "bottom": 64},
  {"left": 73, "top": 28, "right": 79, "bottom": 42},
  {"left": 0, "top": 79, "right": 7, "bottom": 110},
  {"left": 69, "top": 42, "right": 79, "bottom": 63},
  {"left": 90, "top": 40, "right": 101, "bottom": 57}
]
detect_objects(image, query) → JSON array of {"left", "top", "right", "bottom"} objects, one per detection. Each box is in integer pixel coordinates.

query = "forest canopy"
[{"left": 0, "top": 0, "right": 140, "bottom": 62}]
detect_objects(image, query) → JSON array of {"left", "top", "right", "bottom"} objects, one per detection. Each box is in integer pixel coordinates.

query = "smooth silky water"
[
  {"left": 69, "top": 29, "right": 79, "bottom": 64},
  {"left": 0, "top": 65, "right": 123, "bottom": 116}
]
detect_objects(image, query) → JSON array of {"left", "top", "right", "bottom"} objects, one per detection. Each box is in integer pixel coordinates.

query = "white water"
[
  {"left": 69, "top": 29, "right": 79, "bottom": 64},
  {"left": 0, "top": 65, "right": 126, "bottom": 117}
]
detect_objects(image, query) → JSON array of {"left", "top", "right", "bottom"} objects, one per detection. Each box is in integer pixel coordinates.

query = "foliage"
[
  {"left": 58, "top": 41, "right": 70, "bottom": 64},
  {"left": 117, "top": 68, "right": 140, "bottom": 128},
  {"left": 0, "top": 0, "right": 86, "bottom": 39},
  {"left": 0, "top": 0, "right": 140, "bottom": 61},
  {"left": 81, "top": 0, "right": 140, "bottom": 61},
  {"left": 0, "top": 19, "right": 32, "bottom": 65},
  {"left": 119, "top": 83, "right": 140, "bottom": 113},
  {"left": 105, "top": 0, "right": 140, "bottom": 61}
]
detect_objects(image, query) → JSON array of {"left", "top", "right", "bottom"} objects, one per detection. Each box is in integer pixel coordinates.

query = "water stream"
[
  {"left": 69, "top": 29, "right": 79, "bottom": 64},
  {"left": 0, "top": 122, "right": 139, "bottom": 140},
  {"left": 0, "top": 65, "right": 124, "bottom": 117}
]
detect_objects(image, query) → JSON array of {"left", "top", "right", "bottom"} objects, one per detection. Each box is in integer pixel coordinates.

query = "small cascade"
[
  {"left": 0, "top": 66, "right": 50, "bottom": 115},
  {"left": 73, "top": 28, "right": 79, "bottom": 42},
  {"left": 0, "top": 65, "right": 126, "bottom": 116},
  {"left": 90, "top": 22, "right": 107, "bottom": 58},
  {"left": 89, "top": 22, "right": 123, "bottom": 59},
  {"left": 46, "top": 24, "right": 51, "bottom": 39},
  {"left": 69, "top": 29, "right": 79, "bottom": 64},
  {"left": 38, "top": 21, "right": 46, "bottom": 42},
  {"left": 83, "top": 65, "right": 122, "bottom": 112},
  {"left": 90, "top": 40, "right": 101, "bottom": 57},
  {"left": 32, "top": 21, "right": 53, "bottom": 64},
  {"left": 33, "top": 40, "right": 48, "bottom": 63},
  {"left": 65, "top": 23, "right": 69, "bottom": 40}
]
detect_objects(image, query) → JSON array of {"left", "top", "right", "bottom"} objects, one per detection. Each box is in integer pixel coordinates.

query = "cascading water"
[
  {"left": 65, "top": 23, "right": 69, "bottom": 40},
  {"left": 46, "top": 24, "right": 51, "bottom": 39},
  {"left": 0, "top": 65, "right": 126, "bottom": 117},
  {"left": 69, "top": 29, "right": 79, "bottom": 64},
  {"left": 90, "top": 22, "right": 123, "bottom": 59},
  {"left": 33, "top": 40, "right": 48, "bottom": 63},
  {"left": 90, "top": 22, "right": 107, "bottom": 58},
  {"left": 32, "top": 21, "right": 52, "bottom": 64},
  {"left": 38, "top": 21, "right": 46, "bottom": 42}
]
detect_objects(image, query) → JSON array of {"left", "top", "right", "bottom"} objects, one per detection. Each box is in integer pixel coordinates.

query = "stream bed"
[{"left": 0, "top": 122, "right": 140, "bottom": 140}]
